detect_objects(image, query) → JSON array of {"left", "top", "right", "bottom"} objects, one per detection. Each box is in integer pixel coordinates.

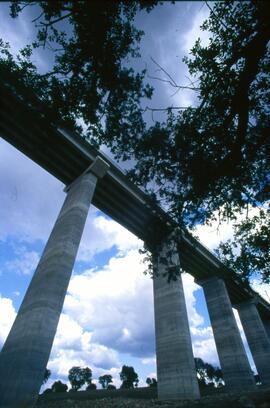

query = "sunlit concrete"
[
  {"left": 153, "top": 237, "right": 200, "bottom": 400},
  {"left": 0, "top": 157, "right": 109, "bottom": 408},
  {"left": 199, "top": 277, "right": 256, "bottom": 391}
]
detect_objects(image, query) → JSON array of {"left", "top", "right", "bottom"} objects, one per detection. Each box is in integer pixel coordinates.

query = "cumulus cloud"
[
  {"left": 191, "top": 326, "right": 219, "bottom": 367},
  {"left": 0, "top": 295, "right": 16, "bottom": 347},
  {"left": 77, "top": 215, "right": 142, "bottom": 262},
  {"left": 5, "top": 249, "right": 40, "bottom": 275},
  {"left": 64, "top": 249, "right": 155, "bottom": 358}
]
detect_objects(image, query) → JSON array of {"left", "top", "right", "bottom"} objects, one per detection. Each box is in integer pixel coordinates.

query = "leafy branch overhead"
[
  {"left": 6, "top": 0, "right": 156, "bottom": 154},
  {"left": 2, "top": 1, "right": 269, "bottom": 283},
  {"left": 129, "top": 1, "right": 269, "bottom": 282}
]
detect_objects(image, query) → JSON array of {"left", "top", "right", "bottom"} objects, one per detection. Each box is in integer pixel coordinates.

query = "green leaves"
[
  {"left": 216, "top": 208, "right": 270, "bottom": 283},
  {"left": 6, "top": 1, "right": 157, "bottom": 153}
]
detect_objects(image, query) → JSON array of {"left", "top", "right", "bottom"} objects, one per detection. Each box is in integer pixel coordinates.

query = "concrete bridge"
[{"left": 0, "top": 77, "right": 270, "bottom": 407}]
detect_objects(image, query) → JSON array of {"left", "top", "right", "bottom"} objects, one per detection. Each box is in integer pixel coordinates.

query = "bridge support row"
[
  {"left": 0, "top": 162, "right": 270, "bottom": 407},
  {"left": 153, "top": 236, "right": 270, "bottom": 400}
]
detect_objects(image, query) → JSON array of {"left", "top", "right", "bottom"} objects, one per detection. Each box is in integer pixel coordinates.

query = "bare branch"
[
  {"left": 37, "top": 13, "right": 72, "bottom": 28},
  {"left": 149, "top": 58, "right": 200, "bottom": 96},
  {"left": 150, "top": 57, "right": 178, "bottom": 87},
  {"left": 32, "top": 11, "right": 45, "bottom": 23},
  {"left": 143, "top": 106, "right": 189, "bottom": 113}
]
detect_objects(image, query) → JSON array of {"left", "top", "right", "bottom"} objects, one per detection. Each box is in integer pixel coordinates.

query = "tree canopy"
[
  {"left": 4, "top": 0, "right": 156, "bottom": 155},
  {"left": 98, "top": 374, "right": 113, "bottom": 389},
  {"left": 68, "top": 366, "right": 92, "bottom": 391},
  {"left": 1, "top": 1, "right": 269, "bottom": 283},
  {"left": 194, "top": 357, "right": 223, "bottom": 387},
  {"left": 119, "top": 365, "right": 139, "bottom": 389},
  {"left": 130, "top": 1, "right": 270, "bottom": 283}
]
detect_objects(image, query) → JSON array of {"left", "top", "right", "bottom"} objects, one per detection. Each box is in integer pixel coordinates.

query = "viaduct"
[{"left": 0, "top": 76, "right": 270, "bottom": 407}]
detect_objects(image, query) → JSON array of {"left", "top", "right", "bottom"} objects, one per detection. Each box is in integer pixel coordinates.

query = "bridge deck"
[{"left": 1, "top": 79, "right": 269, "bottom": 320}]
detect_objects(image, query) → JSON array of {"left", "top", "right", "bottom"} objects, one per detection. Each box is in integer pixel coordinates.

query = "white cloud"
[
  {"left": 0, "top": 140, "right": 141, "bottom": 266},
  {"left": 193, "top": 206, "right": 266, "bottom": 253},
  {"left": 191, "top": 326, "right": 219, "bottom": 367},
  {"left": 64, "top": 249, "right": 155, "bottom": 357},
  {"left": 182, "top": 273, "right": 204, "bottom": 328},
  {"left": 77, "top": 215, "right": 142, "bottom": 262},
  {"left": 0, "top": 295, "right": 16, "bottom": 347},
  {"left": 5, "top": 249, "right": 39, "bottom": 275},
  {"left": 182, "top": 6, "right": 210, "bottom": 53}
]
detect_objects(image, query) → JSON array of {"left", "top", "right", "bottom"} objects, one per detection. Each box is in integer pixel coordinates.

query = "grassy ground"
[{"left": 36, "top": 387, "right": 270, "bottom": 408}]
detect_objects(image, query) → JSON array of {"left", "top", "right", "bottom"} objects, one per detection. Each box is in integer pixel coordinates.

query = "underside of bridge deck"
[{"left": 0, "top": 78, "right": 269, "bottom": 320}]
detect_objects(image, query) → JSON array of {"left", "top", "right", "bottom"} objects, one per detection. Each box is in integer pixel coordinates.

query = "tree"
[
  {"left": 42, "top": 368, "right": 51, "bottom": 385},
  {"left": 98, "top": 374, "right": 113, "bottom": 389},
  {"left": 119, "top": 365, "right": 139, "bottom": 389},
  {"left": 51, "top": 380, "right": 68, "bottom": 393},
  {"left": 68, "top": 366, "right": 92, "bottom": 391},
  {"left": 107, "top": 384, "right": 116, "bottom": 390},
  {"left": 216, "top": 209, "right": 270, "bottom": 283},
  {"left": 4, "top": 0, "right": 156, "bottom": 155},
  {"left": 86, "top": 382, "right": 97, "bottom": 390},
  {"left": 3, "top": 1, "right": 269, "bottom": 282},
  {"left": 194, "top": 358, "right": 223, "bottom": 388},
  {"left": 128, "top": 1, "right": 270, "bottom": 283},
  {"left": 146, "top": 377, "right": 157, "bottom": 388}
]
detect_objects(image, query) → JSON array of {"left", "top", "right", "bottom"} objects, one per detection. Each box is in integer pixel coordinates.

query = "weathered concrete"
[
  {"left": 0, "top": 157, "right": 109, "bottom": 408},
  {"left": 236, "top": 299, "right": 270, "bottom": 386},
  {"left": 198, "top": 277, "right": 255, "bottom": 391},
  {"left": 153, "top": 236, "right": 200, "bottom": 400},
  {"left": 263, "top": 319, "right": 270, "bottom": 341}
]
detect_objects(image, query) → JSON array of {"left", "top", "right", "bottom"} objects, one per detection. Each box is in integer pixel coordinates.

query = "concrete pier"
[
  {"left": 199, "top": 277, "right": 255, "bottom": 391},
  {"left": 236, "top": 299, "right": 270, "bottom": 386},
  {"left": 153, "top": 236, "right": 200, "bottom": 400},
  {"left": 0, "top": 157, "right": 109, "bottom": 408},
  {"left": 263, "top": 320, "right": 270, "bottom": 341}
]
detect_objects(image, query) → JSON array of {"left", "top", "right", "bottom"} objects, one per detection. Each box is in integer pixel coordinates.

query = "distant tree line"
[{"left": 42, "top": 358, "right": 228, "bottom": 394}]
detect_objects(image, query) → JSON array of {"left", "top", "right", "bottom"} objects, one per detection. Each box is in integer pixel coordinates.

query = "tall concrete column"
[
  {"left": 0, "top": 157, "right": 109, "bottom": 408},
  {"left": 263, "top": 319, "right": 270, "bottom": 341},
  {"left": 199, "top": 277, "right": 255, "bottom": 391},
  {"left": 153, "top": 235, "right": 200, "bottom": 400},
  {"left": 236, "top": 299, "right": 270, "bottom": 386}
]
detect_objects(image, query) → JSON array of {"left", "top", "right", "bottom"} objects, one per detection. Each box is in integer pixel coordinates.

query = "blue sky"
[{"left": 0, "top": 1, "right": 269, "bottom": 391}]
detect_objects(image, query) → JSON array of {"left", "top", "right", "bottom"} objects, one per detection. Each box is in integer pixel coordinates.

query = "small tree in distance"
[
  {"left": 120, "top": 365, "right": 139, "bottom": 389},
  {"left": 42, "top": 368, "right": 51, "bottom": 385},
  {"left": 68, "top": 366, "right": 92, "bottom": 391},
  {"left": 86, "top": 382, "right": 97, "bottom": 390},
  {"left": 99, "top": 374, "right": 113, "bottom": 389},
  {"left": 146, "top": 377, "right": 157, "bottom": 388},
  {"left": 51, "top": 381, "right": 68, "bottom": 393}
]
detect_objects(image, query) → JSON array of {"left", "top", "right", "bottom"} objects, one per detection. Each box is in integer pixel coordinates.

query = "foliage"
[
  {"left": 5, "top": 0, "right": 156, "bottom": 155},
  {"left": 146, "top": 377, "right": 157, "bottom": 388},
  {"left": 68, "top": 366, "right": 92, "bottom": 391},
  {"left": 42, "top": 368, "right": 51, "bottom": 385},
  {"left": 2, "top": 1, "right": 269, "bottom": 282},
  {"left": 216, "top": 208, "right": 270, "bottom": 283},
  {"left": 86, "top": 382, "right": 97, "bottom": 390},
  {"left": 98, "top": 374, "right": 113, "bottom": 389},
  {"left": 107, "top": 384, "right": 116, "bottom": 390},
  {"left": 128, "top": 1, "right": 270, "bottom": 282},
  {"left": 119, "top": 365, "right": 139, "bottom": 389},
  {"left": 51, "top": 380, "right": 68, "bottom": 393},
  {"left": 194, "top": 358, "right": 223, "bottom": 387},
  {"left": 42, "top": 388, "right": 53, "bottom": 395}
]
